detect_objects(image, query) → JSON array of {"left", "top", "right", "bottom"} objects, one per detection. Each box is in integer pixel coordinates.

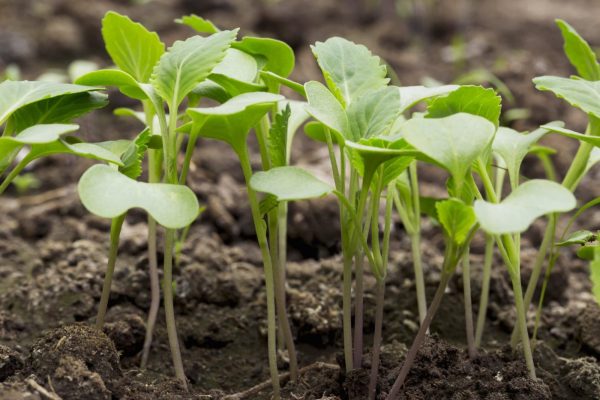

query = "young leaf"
[
  {"left": 206, "top": 48, "right": 264, "bottom": 97},
  {"left": 75, "top": 69, "right": 148, "bottom": 100},
  {"left": 151, "top": 29, "right": 238, "bottom": 106},
  {"left": 436, "top": 198, "right": 476, "bottom": 245},
  {"left": 0, "top": 81, "right": 101, "bottom": 126},
  {"left": 268, "top": 105, "right": 291, "bottom": 168},
  {"left": 7, "top": 91, "right": 107, "bottom": 133},
  {"left": 176, "top": 14, "right": 219, "bottom": 34},
  {"left": 556, "top": 19, "right": 600, "bottom": 81},
  {"left": 78, "top": 164, "right": 199, "bottom": 229},
  {"left": 280, "top": 100, "right": 310, "bottom": 160},
  {"left": 542, "top": 124, "right": 600, "bottom": 147},
  {"left": 556, "top": 230, "right": 596, "bottom": 247},
  {"left": 400, "top": 113, "right": 495, "bottom": 182},
  {"left": 474, "top": 179, "right": 576, "bottom": 234},
  {"left": 305, "top": 80, "right": 349, "bottom": 142},
  {"left": 426, "top": 86, "right": 502, "bottom": 127},
  {"left": 347, "top": 86, "right": 400, "bottom": 140},
  {"left": 0, "top": 123, "right": 79, "bottom": 162},
  {"left": 250, "top": 166, "right": 333, "bottom": 201},
  {"left": 398, "top": 85, "right": 459, "bottom": 113},
  {"left": 577, "top": 244, "right": 599, "bottom": 260},
  {"left": 346, "top": 138, "right": 416, "bottom": 185},
  {"left": 233, "top": 37, "right": 295, "bottom": 78},
  {"left": 311, "top": 37, "right": 388, "bottom": 106},
  {"left": 185, "top": 92, "right": 283, "bottom": 153},
  {"left": 102, "top": 11, "right": 165, "bottom": 82},
  {"left": 119, "top": 128, "right": 152, "bottom": 179},
  {"left": 533, "top": 76, "right": 600, "bottom": 118}
]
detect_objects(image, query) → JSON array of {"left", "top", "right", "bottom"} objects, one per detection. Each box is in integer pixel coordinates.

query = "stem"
[
  {"left": 238, "top": 146, "right": 280, "bottom": 398},
  {"left": 353, "top": 253, "right": 365, "bottom": 368},
  {"left": 141, "top": 215, "right": 160, "bottom": 369},
  {"left": 509, "top": 269, "right": 536, "bottom": 379},
  {"left": 462, "top": 249, "right": 476, "bottom": 358},
  {"left": 387, "top": 271, "right": 452, "bottom": 398},
  {"left": 408, "top": 163, "right": 427, "bottom": 324},
  {"left": 0, "top": 158, "right": 28, "bottom": 195},
  {"left": 96, "top": 215, "right": 125, "bottom": 329},
  {"left": 475, "top": 234, "right": 494, "bottom": 348},
  {"left": 532, "top": 253, "right": 558, "bottom": 344},
  {"left": 368, "top": 279, "right": 385, "bottom": 400},
  {"left": 179, "top": 134, "right": 198, "bottom": 184},
  {"left": 342, "top": 253, "right": 354, "bottom": 372}
]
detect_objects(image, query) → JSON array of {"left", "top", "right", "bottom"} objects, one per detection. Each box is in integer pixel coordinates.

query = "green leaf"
[
  {"left": 268, "top": 105, "right": 290, "bottom": 168},
  {"left": 436, "top": 198, "right": 476, "bottom": 245},
  {"left": 492, "top": 125, "right": 551, "bottom": 187},
  {"left": 398, "top": 85, "right": 459, "bottom": 113},
  {"left": 556, "top": 19, "right": 600, "bottom": 81},
  {"left": 311, "top": 37, "right": 388, "bottom": 106},
  {"left": 151, "top": 29, "right": 238, "bottom": 106},
  {"left": 119, "top": 128, "right": 151, "bottom": 179},
  {"left": 259, "top": 194, "right": 278, "bottom": 216},
  {"left": 426, "top": 85, "right": 502, "bottom": 127},
  {"left": 556, "top": 230, "right": 596, "bottom": 247},
  {"left": 542, "top": 124, "right": 600, "bottom": 147},
  {"left": 250, "top": 166, "right": 333, "bottom": 201},
  {"left": 305, "top": 80, "right": 349, "bottom": 143},
  {"left": 176, "top": 14, "right": 219, "bottom": 34},
  {"left": 346, "top": 138, "right": 416, "bottom": 185},
  {"left": 474, "top": 179, "right": 576, "bottom": 234},
  {"left": 78, "top": 164, "right": 199, "bottom": 229},
  {"left": 206, "top": 48, "right": 264, "bottom": 97},
  {"left": 590, "top": 249, "right": 600, "bottom": 305},
  {"left": 0, "top": 123, "right": 79, "bottom": 163},
  {"left": 347, "top": 86, "right": 400, "bottom": 140},
  {"left": 577, "top": 245, "right": 599, "bottom": 261},
  {"left": 534, "top": 76, "right": 600, "bottom": 118},
  {"left": 185, "top": 92, "right": 283, "bottom": 153},
  {"left": 280, "top": 100, "right": 309, "bottom": 159},
  {"left": 7, "top": 91, "right": 107, "bottom": 132},
  {"left": 0, "top": 81, "right": 101, "bottom": 126},
  {"left": 400, "top": 113, "right": 495, "bottom": 184},
  {"left": 102, "top": 11, "right": 165, "bottom": 82},
  {"left": 75, "top": 69, "right": 148, "bottom": 100},
  {"left": 232, "top": 37, "right": 295, "bottom": 78}
]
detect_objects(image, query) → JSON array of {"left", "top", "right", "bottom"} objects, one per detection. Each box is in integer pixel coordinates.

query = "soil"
[{"left": 1, "top": 0, "right": 600, "bottom": 399}]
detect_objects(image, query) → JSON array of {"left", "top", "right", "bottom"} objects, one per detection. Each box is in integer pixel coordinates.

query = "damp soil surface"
[{"left": 1, "top": 0, "right": 600, "bottom": 399}]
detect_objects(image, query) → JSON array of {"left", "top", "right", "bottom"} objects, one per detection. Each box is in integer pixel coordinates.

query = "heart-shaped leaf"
[
  {"left": 151, "top": 29, "right": 238, "bottom": 106},
  {"left": 400, "top": 113, "right": 495, "bottom": 186},
  {"left": 426, "top": 86, "right": 502, "bottom": 127},
  {"left": 556, "top": 19, "right": 600, "bottom": 81},
  {"left": 305, "top": 80, "right": 349, "bottom": 142},
  {"left": 534, "top": 76, "right": 600, "bottom": 118},
  {"left": 474, "top": 179, "right": 576, "bottom": 234},
  {"left": 311, "top": 37, "right": 388, "bottom": 107},
  {"left": 250, "top": 166, "right": 333, "bottom": 202},
  {"left": 102, "top": 11, "right": 165, "bottom": 82},
  {"left": 78, "top": 164, "right": 199, "bottom": 229},
  {"left": 398, "top": 85, "right": 459, "bottom": 113},
  {"left": 436, "top": 198, "right": 476, "bottom": 245}
]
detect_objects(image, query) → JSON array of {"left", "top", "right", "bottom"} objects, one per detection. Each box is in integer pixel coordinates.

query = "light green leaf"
[
  {"left": 250, "top": 166, "right": 333, "bottom": 201},
  {"left": 305, "top": 80, "right": 349, "bottom": 142},
  {"left": 542, "top": 124, "right": 600, "bottom": 147},
  {"left": 426, "top": 85, "right": 502, "bottom": 127},
  {"left": 400, "top": 113, "right": 495, "bottom": 184},
  {"left": 7, "top": 91, "right": 107, "bottom": 132},
  {"left": 311, "top": 37, "right": 388, "bottom": 106},
  {"left": 577, "top": 245, "right": 599, "bottom": 261},
  {"left": 75, "top": 69, "right": 148, "bottom": 99},
  {"left": 492, "top": 125, "right": 551, "bottom": 187},
  {"left": 206, "top": 48, "right": 264, "bottom": 97},
  {"left": 534, "top": 76, "right": 600, "bottom": 118},
  {"left": 556, "top": 19, "right": 600, "bottom": 81},
  {"left": 268, "top": 105, "right": 290, "bottom": 168},
  {"left": 78, "top": 164, "right": 199, "bottom": 229},
  {"left": 232, "top": 37, "right": 295, "bottom": 78},
  {"left": 398, "top": 85, "right": 459, "bottom": 113},
  {"left": 556, "top": 230, "right": 595, "bottom": 247},
  {"left": 119, "top": 128, "right": 151, "bottom": 179},
  {"left": 102, "top": 11, "right": 165, "bottom": 82},
  {"left": 474, "top": 179, "right": 576, "bottom": 234},
  {"left": 347, "top": 86, "right": 400, "bottom": 140},
  {"left": 176, "top": 14, "right": 219, "bottom": 34},
  {"left": 280, "top": 100, "right": 309, "bottom": 160},
  {"left": 151, "top": 29, "right": 238, "bottom": 106},
  {"left": 0, "top": 123, "right": 79, "bottom": 163},
  {"left": 185, "top": 92, "right": 282, "bottom": 153},
  {"left": 0, "top": 80, "right": 101, "bottom": 126},
  {"left": 436, "top": 198, "right": 476, "bottom": 244}
]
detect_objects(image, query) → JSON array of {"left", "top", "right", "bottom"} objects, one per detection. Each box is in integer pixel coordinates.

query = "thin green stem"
[
  {"left": 96, "top": 214, "right": 126, "bottom": 329},
  {"left": 510, "top": 269, "right": 536, "bottom": 379},
  {"left": 475, "top": 234, "right": 494, "bottom": 348},
  {"left": 179, "top": 134, "right": 198, "bottom": 185},
  {"left": 462, "top": 248, "right": 476, "bottom": 358},
  {"left": 368, "top": 279, "right": 385, "bottom": 400},
  {"left": 0, "top": 158, "right": 28, "bottom": 195},
  {"left": 409, "top": 163, "right": 426, "bottom": 323}
]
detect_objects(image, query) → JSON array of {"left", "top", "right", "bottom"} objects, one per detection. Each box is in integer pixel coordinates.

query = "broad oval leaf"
[
  {"left": 556, "top": 19, "right": 600, "bottom": 81},
  {"left": 102, "top": 11, "right": 165, "bottom": 82},
  {"left": 151, "top": 29, "right": 238, "bottom": 106},
  {"left": 305, "top": 80, "right": 349, "bottom": 142},
  {"left": 78, "top": 164, "right": 199, "bottom": 229},
  {"left": 400, "top": 113, "right": 495, "bottom": 182},
  {"left": 474, "top": 179, "right": 576, "bottom": 234},
  {"left": 0, "top": 80, "right": 101, "bottom": 126},
  {"left": 426, "top": 86, "right": 502, "bottom": 127},
  {"left": 534, "top": 76, "right": 600, "bottom": 118},
  {"left": 250, "top": 166, "right": 333, "bottom": 201},
  {"left": 398, "top": 85, "right": 459, "bottom": 113},
  {"left": 436, "top": 198, "right": 476, "bottom": 245},
  {"left": 311, "top": 37, "right": 388, "bottom": 107}
]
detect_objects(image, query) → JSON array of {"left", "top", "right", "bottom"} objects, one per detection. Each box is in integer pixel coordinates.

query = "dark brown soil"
[{"left": 1, "top": 0, "right": 600, "bottom": 399}]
